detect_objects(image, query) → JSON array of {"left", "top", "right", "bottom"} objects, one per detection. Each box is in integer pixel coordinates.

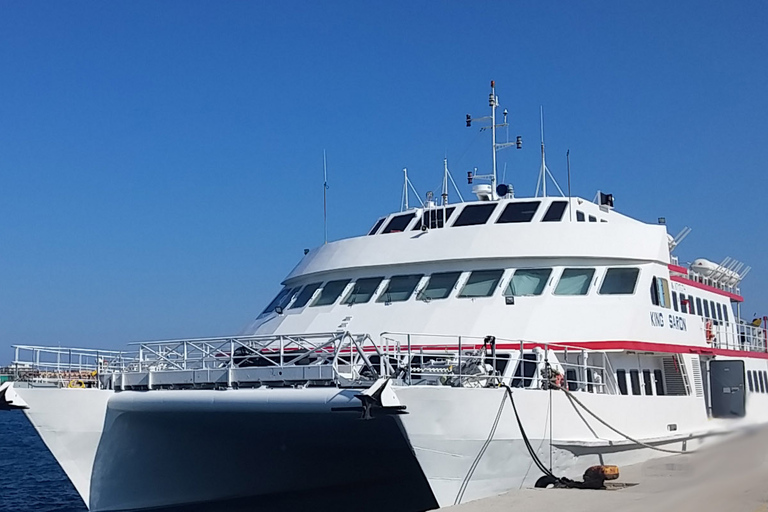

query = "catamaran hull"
[{"left": 12, "top": 384, "right": 742, "bottom": 511}]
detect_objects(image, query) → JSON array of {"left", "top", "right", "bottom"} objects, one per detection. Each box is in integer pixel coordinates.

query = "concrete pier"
[{"left": 445, "top": 427, "right": 768, "bottom": 512}]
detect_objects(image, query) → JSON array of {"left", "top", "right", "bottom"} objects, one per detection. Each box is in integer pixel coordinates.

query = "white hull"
[{"left": 14, "top": 382, "right": 760, "bottom": 511}]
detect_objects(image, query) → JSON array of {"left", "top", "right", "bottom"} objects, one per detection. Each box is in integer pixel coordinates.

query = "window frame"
[
  {"left": 368, "top": 217, "right": 386, "bottom": 235},
  {"left": 310, "top": 279, "right": 352, "bottom": 307},
  {"left": 342, "top": 277, "right": 384, "bottom": 305},
  {"left": 289, "top": 282, "right": 323, "bottom": 309},
  {"left": 599, "top": 267, "right": 640, "bottom": 295},
  {"left": 457, "top": 269, "right": 504, "bottom": 298},
  {"left": 381, "top": 213, "right": 416, "bottom": 234},
  {"left": 541, "top": 201, "right": 568, "bottom": 222},
  {"left": 452, "top": 204, "right": 498, "bottom": 227},
  {"left": 504, "top": 268, "right": 553, "bottom": 297},
  {"left": 376, "top": 274, "right": 424, "bottom": 303},
  {"left": 554, "top": 268, "right": 596, "bottom": 296},
  {"left": 416, "top": 271, "right": 462, "bottom": 301},
  {"left": 496, "top": 201, "right": 541, "bottom": 224}
]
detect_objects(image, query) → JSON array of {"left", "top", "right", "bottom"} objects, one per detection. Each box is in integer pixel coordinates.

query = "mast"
[
  {"left": 323, "top": 150, "right": 328, "bottom": 244},
  {"left": 490, "top": 81, "right": 498, "bottom": 198}
]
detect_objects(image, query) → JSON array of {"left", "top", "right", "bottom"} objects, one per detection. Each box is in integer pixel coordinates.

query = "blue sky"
[{"left": 1, "top": 1, "right": 766, "bottom": 361}]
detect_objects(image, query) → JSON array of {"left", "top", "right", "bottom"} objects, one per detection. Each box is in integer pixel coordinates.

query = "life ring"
[
  {"left": 705, "top": 320, "right": 715, "bottom": 343},
  {"left": 67, "top": 380, "right": 85, "bottom": 389}
]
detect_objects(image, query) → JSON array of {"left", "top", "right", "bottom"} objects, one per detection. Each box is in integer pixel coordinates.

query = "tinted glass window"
[
  {"left": 542, "top": 201, "right": 568, "bottom": 222},
  {"left": 458, "top": 270, "right": 504, "bottom": 298},
  {"left": 654, "top": 369, "right": 665, "bottom": 395},
  {"left": 342, "top": 277, "right": 383, "bottom": 305},
  {"left": 419, "top": 207, "right": 455, "bottom": 229},
  {"left": 311, "top": 279, "right": 351, "bottom": 307},
  {"left": 554, "top": 268, "right": 595, "bottom": 295},
  {"left": 703, "top": 300, "right": 710, "bottom": 318},
  {"left": 672, "top": 291, "right": 679, "bottom": 311},
  {"left": 760, "top": 372, "right": 766, "bottom": 393},
  {"left": 417, "top": 272, "right": 461, "bottom": 301},
  {"left": 505, "top": 268, "right": 552, "bottom": 296},
  {"left": 382, "top": 213, "right": 415, "bottom": 234},
  {"left": 261, "top": 287, "right": 294, "bottom": 315},
  {"left": 629, "top": 370, "right": 641, "bottom": 395},
  {"left": 696, "top": 298, "right": 703, "bottom": 316},
  {"left": 376, "top": 274, "right": 423, "bottom": 303},
  {"left": 723, "top": 305, "right": 729, "bottom": 322},
  {"left": 290, "top": 283, "right": 322, "bottom": 309},
  {"left": 453, "top": 204, "right": 497, "bottom": 227},
  {"left": 617, "top": 370, "right": 628, "bottom": 395},
  {"left": 716, "top": 303, "right": 723, "bottom": 321},
  {"left": 496, "top": 201, "right": 540, "bottom": 223},
  {"left": 576, "top": 211, "right": 585, "bottom": 222},
  {"left": 643, "top": 370, "right": 653, "bottom": 395},
  {"left": 710, "top": 301, "right": 717, "bottom": 320},
  {"left": 599, "top": 268, "right": 640, "bottom": 295},
  {"left": 368, "top": 218, "right": 386, "bottom": 235},
  {"left": 588, "top": 215, "right": 597, "bottom": 222},
  {"left": 748, "top": 371, "right": 754, "bottom": 392}
]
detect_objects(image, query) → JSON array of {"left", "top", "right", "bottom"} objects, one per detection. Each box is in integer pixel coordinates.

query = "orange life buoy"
[{"left": 705, "top": 320, "right": 715, "bottom": 343}]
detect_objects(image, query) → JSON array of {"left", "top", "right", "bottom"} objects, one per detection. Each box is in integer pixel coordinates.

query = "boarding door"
[{"left": 709, "top": 360, "right": 746, "bottom": 418}]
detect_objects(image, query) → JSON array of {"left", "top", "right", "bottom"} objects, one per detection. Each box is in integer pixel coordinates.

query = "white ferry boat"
[{"left": 2, "top": 82, "right": 767, "bottom": 512}]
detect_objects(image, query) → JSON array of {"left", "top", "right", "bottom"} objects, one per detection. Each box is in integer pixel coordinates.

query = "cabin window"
[
  {"left": 542, "top": 201, "right": 568, "bottom": 222},
  {"left": 654, "top": 369, "right": 665, "bottom": 395},
  {"left": 672, "top": 291, "right": 679, "bottom": 312},
  {"left": 505, "top": 268, "right": 552, "bottom": 296},
  {"left": 311, "top": 279, "right": 351, "bottom": 307},
  {"left": 629, "top": 370, "right": 641, "bottom": 395},
  {"left": 382, "top": 213, "right": 415, "bottom": 234},
  {"left": 417, "top": 272, "right": 462, "bottom": 301},
  {"left": 496, "top": 201, "right": 540, "bottom": 223},
  {"left": 748, "top": 371, "right": 755, "bottom": 392},
  {"left": 260, "top": 287, "right": 298, "bottom": 315},
  {"left": 643, "top": 369, "right": 653, "bottom": 395},
  {"left": 368, "top": 217, "right": 386, "bottom": 235},
  {"left": 458, "top": 270, "right": 504, "bottom": 298},
  {"left": 696, "top": 298, "right": 703, "bottom": 316},
  {"left": 760, "top": 372, "right": 766, "bottom": 393},
  {"left": 716, "top": 303, "right": 723, "bottom": 321},
  {"left": 703, "top": 300, "right": 710, "bottom": 318},
  {"left": 290, "top": 283, "right": 322, "bottom": 309},
  {"left": 710, "top": 301, "right": 717, "bottom": 321},
  {"left": 680, "top": 295, "right": 691, "bottom": 314},
  {"left": 723, "top": 305, "right": 729, "bottom": 323},
  {"left": 342, "top": 277, "right": 384, "bottom": 305},
  {"left": 650, "top": 277, "right": 671, "bottom": 308},
  {"left": 576, "top": 211, "right": 585, "bottom": 222},
  {"left": 566, "top": 369, "right": 579, "bottom": 391},
  {"left": 764, "top": 372, "right": 768, "bottom": 393},
  {"left": 511, "top": 353, "right": 538, "bottom": 388},
  {"left": 418, "top": 207, "right": 456, "bottom": 230},
  {"left": 453, "top": 204, "right": 498, "bottom": 227},
  {"left": 588, "top": 215, "right": 597, "bottom": 222},
  {"left": 600, "top": 268, "right": 640, "bottom": 295},
  {"left": 555, "top": 268, "right": 595, "bottom": 296},
  {"left": 376, "top": 274, "right": 423, "bottom": 303},
  {"left": 617, "top": 370, "right": 628, "bottom": 395}
]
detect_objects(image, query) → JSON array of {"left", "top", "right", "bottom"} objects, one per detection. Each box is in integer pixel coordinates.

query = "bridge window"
[
  {"left": 261, "top": 287, "right": 298, "bottom": 315},
  {"left": 452, "top": 204, "right": 498, "bottom": 227},
  {"left": 417, "top": 272, "right": 461, "bottom": 301},
  {"left": 290, "top": 283, "right": 322, "bottom": 309},
  {"left": 600, "top": 268, "right": 640, "bottom": 295},
  {"left": 376, "top": 274, "right": 423, "bottom": 303},
  {"left": 576, "top": 211, "right": 585, "bottom": 222},
  {"left": 496, "top": 201, "right": 540, "bottom": 223},
  {"left": 505, "top": 268, "right": 552, "bottom": 296},
  {"left": 342, "top": 277, "right": 384, "bottom": 305},
  {"left": 542, "top": 201, "right": 568, "bottom": 222},
  {"left": 459, "top": 270, "right": 504, "bottom": 298},
  {"left": 311, "top": 279, "right": 351, "bottom": 307},
  {"left": 417, "top": 207, "right": 455, "bottom": 230},
  {"left": 555, "top": 268, "right": 595, "bottom": 295},
  {"left": 589, "top": 215, "right": 597, "bottom": 222},
  {"left": 368, "top": 217, "right": 386, "bottom": 235},
  {"left": 382, "top": 213, "right": 415, "bottom": 234}
]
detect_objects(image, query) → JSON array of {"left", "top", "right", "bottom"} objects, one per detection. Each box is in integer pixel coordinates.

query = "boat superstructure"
[{"left": 3, "top": 82, "right": 768, "bottom": 512}]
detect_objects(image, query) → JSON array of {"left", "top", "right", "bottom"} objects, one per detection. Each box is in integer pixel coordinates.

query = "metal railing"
[
  {"left": 708, "top": 321, "right": 767, "bottom": 352},
  {"left": 11, "top": 345, "right": 131, "bottom": 387}
]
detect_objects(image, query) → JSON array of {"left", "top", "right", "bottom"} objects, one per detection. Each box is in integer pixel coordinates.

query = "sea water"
[{"left": 0, "top": 410, "right": 86, "bottom": 512}]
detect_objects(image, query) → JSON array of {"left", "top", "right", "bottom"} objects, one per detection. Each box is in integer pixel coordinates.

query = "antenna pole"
[
  {"left": 540, "top": 106, "right": 546, "bottom": 198},
  {"left": 567, "top": 149, "right": 572, "bottom": 222},
  {"left": 490, "top": 81, "right": 498, "bottom": 199},
  {"left": 402, "top": 167, "right": 409, "bottom": 211},
  {"left": 323, "top": 150, "right": 328, "bottom": 244}
]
